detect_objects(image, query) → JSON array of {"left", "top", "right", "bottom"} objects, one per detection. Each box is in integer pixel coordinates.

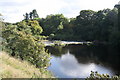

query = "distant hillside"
[{"left": 0, "top": 52, "right": 53, "bottom": 78}]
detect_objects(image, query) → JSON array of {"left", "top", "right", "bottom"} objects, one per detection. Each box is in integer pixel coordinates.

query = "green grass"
[{"left": 0, "top": 52, "right": 53, "bottom": 78}]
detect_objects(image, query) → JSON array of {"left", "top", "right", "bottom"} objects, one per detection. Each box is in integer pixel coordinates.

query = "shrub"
[{"left": 2, "top": 20, "right": 51, "bottom": 69}]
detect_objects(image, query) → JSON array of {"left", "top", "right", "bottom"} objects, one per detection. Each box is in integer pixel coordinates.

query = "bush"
[
  {"left": 86, "top": 71, "right": 120, "bottom": 80},
  {"left": 2, "top": 20, "right": 51, "bottom": 69}
]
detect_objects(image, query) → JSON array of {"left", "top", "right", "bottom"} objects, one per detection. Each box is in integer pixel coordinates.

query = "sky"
[{"left": 0, "top": 0, "right": 120, "bottom": 23}]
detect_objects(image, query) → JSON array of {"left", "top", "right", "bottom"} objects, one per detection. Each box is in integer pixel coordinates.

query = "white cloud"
[
  {"left": 55, "top": 53, "right": 114, "bottom": 78},
  {"left": 0, "top": 0, "right": 119, "bottom": 23},
  {"left": 48, "top": 52, "right": 114, "bottom": 78}
]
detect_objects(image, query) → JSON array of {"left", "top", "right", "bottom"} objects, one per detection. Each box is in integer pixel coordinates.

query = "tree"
[
  {"left": 74, "top": 10, "right": 96, "bottom": 41},
  {"left": 32, "top": 9, "right": 39, "bottom": 19},
  {"left": 23, "top": 13, "right": 29, "bottom": 20},
  {"left": 73, "top": 9, "right": 116, "bottom": 42},
  {"left": 39, "top": 14, "right": 69, "bottom": 36},
  {"left": 28, "top": 20, "right": 43, "bottom": 35},
  {"left": 2, "top": 21, "right": 50, "bottom": 69},
  {"left": 108, "top": 8, "right": 120, "bottom": 47},
  {"left": 29, "top": 12, "right": 33, "bottom": 19},
  {"left": 23, "top": 9, "right": 39, "bottom": 20}
]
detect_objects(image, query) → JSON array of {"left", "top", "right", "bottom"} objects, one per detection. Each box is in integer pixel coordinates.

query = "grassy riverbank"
[{"left": 0, "top": 52, "right": 53, "bottom": 78}]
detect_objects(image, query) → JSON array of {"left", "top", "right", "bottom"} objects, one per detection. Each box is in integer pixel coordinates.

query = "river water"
[{"left": 46, "top": 44, "right": 120, "bottom": 78}]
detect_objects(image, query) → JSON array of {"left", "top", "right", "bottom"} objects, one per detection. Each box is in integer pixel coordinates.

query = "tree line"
[{"left": 37, "top": 8, "right": 120, "bottom": 47}]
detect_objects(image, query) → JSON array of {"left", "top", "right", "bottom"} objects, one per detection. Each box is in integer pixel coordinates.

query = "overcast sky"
[{"left": 0, "top": 0, "right": 119, "bottom": 23}]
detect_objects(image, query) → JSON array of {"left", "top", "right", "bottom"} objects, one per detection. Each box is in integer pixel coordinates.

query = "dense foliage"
[
  {"left": 39, "top": 8, "right": 120, "bottom": 46},
  {"left": 1, "top": 20, "right": 50, "bottom": 69},
  {"left": 39, "top": 14, "right": 69, "bottom": 36}
]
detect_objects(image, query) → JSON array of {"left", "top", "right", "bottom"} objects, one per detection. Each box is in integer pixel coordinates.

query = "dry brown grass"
[{"left": 0, "top": 51, "right": 53, "bottom": 78}]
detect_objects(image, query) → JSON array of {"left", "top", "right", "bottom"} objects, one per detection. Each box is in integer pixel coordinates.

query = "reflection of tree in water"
[
  {"left": 68, "top": 44, "right": 120, "bottom": 75},
  {"left": 46, "top": 44, "right": 120, "bottom": 75},
  {"left": 46, "top": 46, "right": 68, "bottom": 56},
  {"left": 68, "top": 44, "right": 109, "bottom": 63}
]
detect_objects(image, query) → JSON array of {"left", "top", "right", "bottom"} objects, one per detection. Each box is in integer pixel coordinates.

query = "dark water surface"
[{"left": 46, "top": 44, "right": 120, "bottom": 78}]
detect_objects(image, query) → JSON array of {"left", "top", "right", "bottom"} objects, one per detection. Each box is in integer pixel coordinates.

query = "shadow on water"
[{"left": 46, "top": 44, "right": 120, "bottom": 78}]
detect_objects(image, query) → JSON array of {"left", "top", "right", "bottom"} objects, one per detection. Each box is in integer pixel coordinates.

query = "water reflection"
[
  {"left": 46, "top": 44, "right": 120, "bottom": 78},
  {"left": 48, "top": 50, "right": 114, "bottom": 78}
]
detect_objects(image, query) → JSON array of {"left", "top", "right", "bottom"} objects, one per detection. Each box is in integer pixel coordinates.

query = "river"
[{"left": 45, "top": 43, "right": 120, "bottom": 78}]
